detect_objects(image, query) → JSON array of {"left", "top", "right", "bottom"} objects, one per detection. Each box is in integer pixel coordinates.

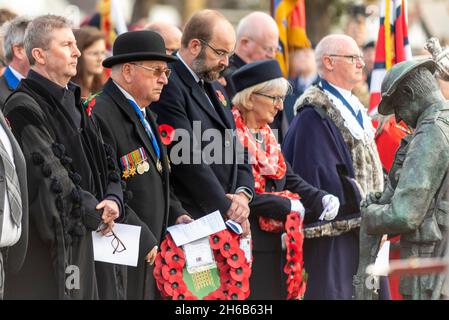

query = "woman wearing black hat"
[{"left": 231, "top": 60, "right": 340, "bottom": 300}]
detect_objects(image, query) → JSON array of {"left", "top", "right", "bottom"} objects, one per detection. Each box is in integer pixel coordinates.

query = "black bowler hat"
[
  {"left": 231, "top": 60, "right": 283, "bottom": 93},
  {"left": 102, "top": 30, "right": 177, "bottom": 68}
]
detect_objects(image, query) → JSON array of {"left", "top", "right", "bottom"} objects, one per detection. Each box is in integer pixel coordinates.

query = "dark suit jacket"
[
  {"left": 248, "top": 162, "right": 325, "bottom": 299},
  {"left": 151, "top": 59, "right": 254, "bottom": 219},
  {"left": 250, "top": 162, "right": 326, "bottom": 252},
  {"left": 92, "top": 79, "right": 186, "bottom": 299},
  {"left": 94, "top": 79, "right": 185, "bottom": 244},
  {"left": 0, "top": 67, "right": 18, "bottom": 110},
  {"left": 222, "top": 53, "right": 246, "bottom": 98},
  {"left": 0, "top": 110, "right": 28, "bottom": 281}
]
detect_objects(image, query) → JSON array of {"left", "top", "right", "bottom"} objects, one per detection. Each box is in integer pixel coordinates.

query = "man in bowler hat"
[{"left": 92, "top": 30, "right": 191, "bottom": 299}]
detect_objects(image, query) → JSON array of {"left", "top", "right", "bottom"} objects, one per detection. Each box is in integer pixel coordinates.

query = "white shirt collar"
[
  {"left": 9, "top": 66, "right": 25, "bottom": 80},
  {"left": 112, "top": 80, "right": 146, "bottom": 116},
  {"left": 327, "top": 82, "right": 361, "bottom": 113},
  {"left": 176, "top": 51, "right": 201, "bottom": 83}
]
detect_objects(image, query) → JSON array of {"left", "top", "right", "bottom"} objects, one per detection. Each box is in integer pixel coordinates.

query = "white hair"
[
  {"left": 314, "top": 34, "right": 354, "bottom": 76},
  {"left": 236, "top": 11, "right": 278, "bottom": 41},
  {"left": 232, "top": 77, "right": 290, "bottom": 107}
]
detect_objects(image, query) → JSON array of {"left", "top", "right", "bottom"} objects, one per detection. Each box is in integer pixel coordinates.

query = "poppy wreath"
[
  {"left": 232, "top": 107, "right": 307, "bottom": 299},
  {"left": 154, "top": 229, "right": 251, "bottom": 300},
  {"left": 283, "top": 212, "right": 307, "bottom": 299}
]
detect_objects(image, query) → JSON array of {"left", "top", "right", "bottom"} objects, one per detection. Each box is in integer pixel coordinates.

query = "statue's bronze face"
[{"left": 392, "top": 93, "right": 420, "bottom": 129}]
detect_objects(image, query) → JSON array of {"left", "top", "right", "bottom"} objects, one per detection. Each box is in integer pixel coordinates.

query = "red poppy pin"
[
  {"left": 83, "top": 92, "right": 101, "bottom": 117},
  {"left": 215, "top": 90, "right": 227, "bottom": 107},
  {"left": 158, "top": 124, "right": 175, "bottom": 145}
]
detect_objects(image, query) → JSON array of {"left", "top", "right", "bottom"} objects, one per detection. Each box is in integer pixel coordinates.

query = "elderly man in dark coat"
[{"left": 92, "top": 30, "right": 190, "bottom": 300}]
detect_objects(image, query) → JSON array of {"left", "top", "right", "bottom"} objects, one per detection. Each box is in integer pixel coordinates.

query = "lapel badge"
[
  {"left": 156, "top": 159, "right": 163, "bottom": 174},
  {"left": 215, "top": 90, "right": 227, "bottom": 107}
]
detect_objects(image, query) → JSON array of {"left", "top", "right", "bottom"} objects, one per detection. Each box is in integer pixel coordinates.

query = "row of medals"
[{"left": 123, "top": 159, "right": 162, "bottom": 178}]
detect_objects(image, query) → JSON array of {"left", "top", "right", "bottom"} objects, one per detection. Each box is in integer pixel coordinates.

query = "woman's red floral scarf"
[{"left": 232, "top": 107, "right": 307, "bottom": 299}]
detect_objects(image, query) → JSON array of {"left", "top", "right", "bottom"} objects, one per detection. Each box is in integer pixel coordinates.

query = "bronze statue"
[{"left": 355, "top": 58, "right": 449, "bottom": 300}]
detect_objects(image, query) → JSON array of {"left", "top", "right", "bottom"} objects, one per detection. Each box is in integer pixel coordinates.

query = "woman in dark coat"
[{"left": 230, "top": 60, "right": 340, "bottom": 300}]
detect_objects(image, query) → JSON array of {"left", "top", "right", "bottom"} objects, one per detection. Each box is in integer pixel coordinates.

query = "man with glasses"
[
  {"left": 222, "top": 11, "right": 288, "bottom": 144},
  {"left": 151, "top": 10, "right": 254, "bottom": 236},
  {"left": 92, "top": 30, "right": 190, "bottom": 300},
  {"left": 283, "top": 34, "right": 384, "bottom": 299},
  {"left": 223, "top": 11, "right": 279, "bottom": 98},
  {"left": 145, "top": 21, "right": 182, "bottom": 56}
]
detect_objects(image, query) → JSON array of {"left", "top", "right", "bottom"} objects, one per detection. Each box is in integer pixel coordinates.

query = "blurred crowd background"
[{"left": 0, "top": 0, "right": 448, "bottom": 54}]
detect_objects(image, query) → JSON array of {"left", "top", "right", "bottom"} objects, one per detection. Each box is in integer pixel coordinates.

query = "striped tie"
[{"left": 0, "top": 139, "right": 22, "bottom": 227}]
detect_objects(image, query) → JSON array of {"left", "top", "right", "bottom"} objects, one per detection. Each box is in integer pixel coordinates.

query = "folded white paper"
[
  {"left": 92, "top": 223, "right": 141, "bottom": 267},
  {"left": 167, "top": 210, "right": 226, "bottom": 246},
  {"left": 183, "top": 237, "right": 216, "bottom": 272}
]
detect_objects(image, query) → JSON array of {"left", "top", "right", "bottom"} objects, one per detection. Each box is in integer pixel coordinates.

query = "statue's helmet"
[{"left": 378, "top": 58, "right": 437, "bottom": 115}]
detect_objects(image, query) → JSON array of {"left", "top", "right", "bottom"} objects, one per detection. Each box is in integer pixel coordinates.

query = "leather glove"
[{"left": 319, "top": 194, "right": 340, "bottom": 221}]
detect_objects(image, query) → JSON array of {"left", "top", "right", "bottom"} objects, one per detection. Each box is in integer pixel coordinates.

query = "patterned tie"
[
  {"left": 0, "top": 139, "right": 22, "bottom": 227},
  {"left": 127, "top": 99, "right": 160, "bottom": 158}
]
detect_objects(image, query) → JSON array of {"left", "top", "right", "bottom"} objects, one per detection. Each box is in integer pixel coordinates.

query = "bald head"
[
  {"left": 181, "top": 9, "right": 234, "bottom": 49},
  {"left": 236, "top": 11, "right": 278, "bottom": 41},
  {"left": 145, "top": 21, "right": 182, "bottom": 54},
  {"left": 315, "top": 34, "right": 364, "bottom": 90},
  {"left": 315, "top": 34, "right": 359, "bottom": 74},
  {"left": 235, "top": 11, "right": 279, "bottom": 62}
]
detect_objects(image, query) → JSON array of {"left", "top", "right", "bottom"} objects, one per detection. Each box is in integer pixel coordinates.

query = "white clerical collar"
[
  {"left": 113, "top": 80, "right": 146, "bottom": 116},
  {"left": 9, "top": 66, "right": 25, "bottom": 80},
  {"left": 176, "top": 51, "right": 201, "bottom": 83}
]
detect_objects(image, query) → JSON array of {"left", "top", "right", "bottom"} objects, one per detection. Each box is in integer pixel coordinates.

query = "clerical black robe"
[{"left": 3, "top": 74, "right": 123, "bottom": 299}]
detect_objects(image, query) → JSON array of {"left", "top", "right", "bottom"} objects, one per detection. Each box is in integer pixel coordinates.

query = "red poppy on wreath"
[
  {"left": 158, "top": 124, "right": 175, "bottom": 145},
  {"left": 283, "top": 214, "right": 307, "bottom": 300},
  {"left": 215, "top": 90, "right": 227, "bottom": 107},
  {"left": 154, "top": 230, "right": 251, "bottom": 300}
]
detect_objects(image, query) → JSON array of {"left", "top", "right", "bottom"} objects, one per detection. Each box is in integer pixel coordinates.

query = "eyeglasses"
[
  {"left": 327, "top": 54, "right": 364, "bottom": 64},
  {"left": 97, "top": 227, "right": 127, "bottom": 254},
  {"left": 130, "top": 62, "right": 171, "bottom": 78},
  {"left": 198, "top": 39, "right": 233, "bottom": 58},
  {"left": 253, "top": 92, "right": 285, "bottom": 105},
  {"left": 248, "top": 37, "right": 279, "bottom": 55}
]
